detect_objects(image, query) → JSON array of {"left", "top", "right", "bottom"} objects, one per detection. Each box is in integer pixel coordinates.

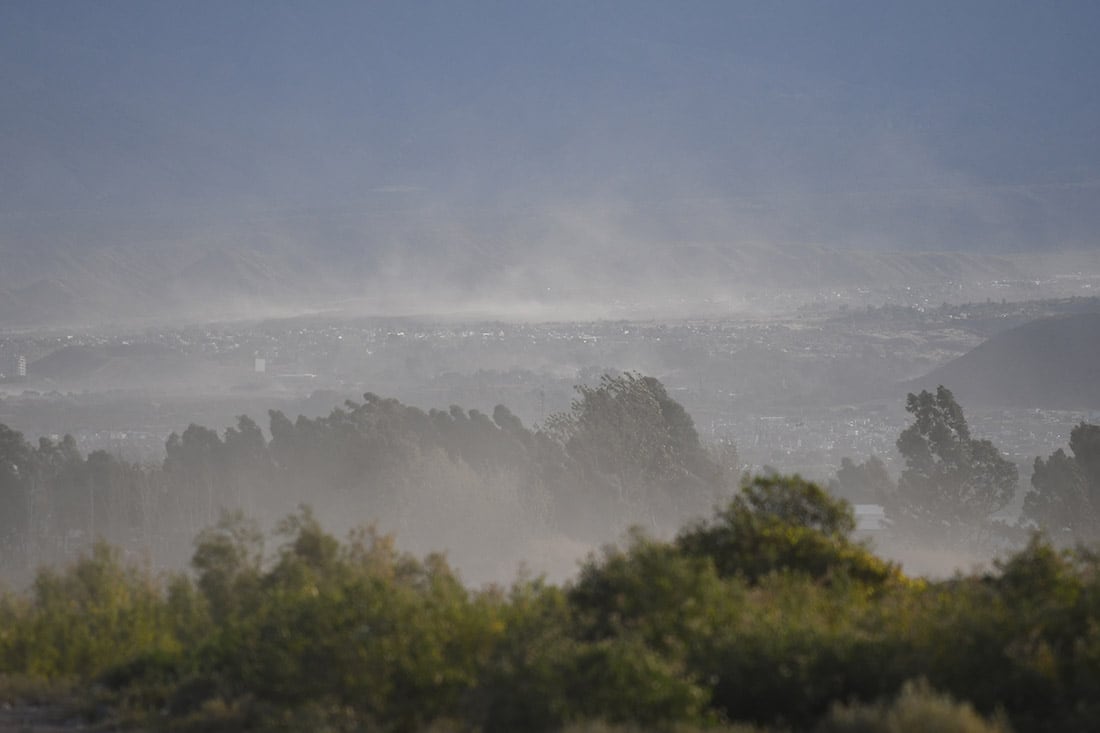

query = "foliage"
[
  {"left": 0, "top": 424, "right": 151, "bottom": 580},
  {"left": 830, "top": 455, "right": 894, "bottom": 505},
  {"left": 545, "top": 372, "right": 731, "bottom": 527},
  {"left": 6, "top": 380, "right": 1100, "bottom": 732},
  {"left": 0, "top": 543, "right": 179, "bottom": 680},
  {"left": 818, "top": 680, "right": 1010, "bottom": 733},
  {"left": 893, "top": 386, "right": 1017, "bottom": 536},
  {"left": 190, "top": 510, "right": 264, "bottom": 624},
  {"left": 1023, "top": 422, "right": 1100, "bottom": 542},
  {"left": 2, "top": 483, "right": 1100, "bottom": 731},
  {"left": 0, "top": 374, "right": 742, "bottom": 585},
  {"left": 676, "top": 475, "right": 899, "bottom": 587}
]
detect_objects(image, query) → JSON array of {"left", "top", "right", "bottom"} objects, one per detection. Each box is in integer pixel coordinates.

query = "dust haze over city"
[
  {"left": 4, "top": 4, "right": 1100, "bottom": 729},
  {"left": 4, "top": 0, "right": 1100, "bottom": 574}
]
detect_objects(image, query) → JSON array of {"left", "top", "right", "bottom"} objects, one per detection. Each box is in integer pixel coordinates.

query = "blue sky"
[{"left": 3, "top": 1, "right": 1099, "bottom": 251}]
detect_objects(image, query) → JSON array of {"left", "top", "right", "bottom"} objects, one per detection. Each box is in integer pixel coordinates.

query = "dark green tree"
[
  {"left": 543, "top": 373, "right": 726, "bottom": 526},
  {"left": 830, "top": 455, "right": 894, "bottom": 505},
  {"left": 1023, "top": 423, "right": 1100, "bottom": 541},
  {"left": 164, "top": 424, "right": 226, "bottom": 529},
  {"left": 0, "top": 424, "right": 33, "bottom": 569},
  {"left": 1070, "top": 422, "right": 1100, "bottom": 489},
  {"left": 893, "top": 386, "right": 1017, "bottom": 533},
  {"left": 676, "top": 474, "right": 898, "bottom": 586}
]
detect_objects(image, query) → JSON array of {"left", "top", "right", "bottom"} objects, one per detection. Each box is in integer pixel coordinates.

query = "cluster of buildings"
[
  {"left": 0, "top": 353, "right": 26, "bottom": 381},
  {"left": 1, "top": 300, "right": 1097, "bottom": 489}
]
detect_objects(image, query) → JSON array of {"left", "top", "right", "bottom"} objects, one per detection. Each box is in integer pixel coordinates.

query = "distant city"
[{"left": 3, "top": 296, "right": 1098, "bottom": 507}]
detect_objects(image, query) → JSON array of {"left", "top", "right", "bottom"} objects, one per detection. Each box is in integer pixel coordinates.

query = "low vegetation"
[{"left": 0, "top": 474, "right": 1096, "bottom": 732}]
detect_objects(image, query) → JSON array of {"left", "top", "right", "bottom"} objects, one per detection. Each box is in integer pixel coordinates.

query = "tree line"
[
  {"left": 0, "top": 374, "right": 735, "bottom": 582},
  {"left": 3, "top": 375, "right": 1099, "bottom": 581}
]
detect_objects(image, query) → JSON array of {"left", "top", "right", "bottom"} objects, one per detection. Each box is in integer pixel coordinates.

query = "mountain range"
[{"left": 4, "top": 209, "right": 1099, "bottom": 327}]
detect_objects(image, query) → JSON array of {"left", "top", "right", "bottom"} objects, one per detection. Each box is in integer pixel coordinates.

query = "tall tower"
[{"left": 16, "top": 355, "right": 26, "bottom": 378}]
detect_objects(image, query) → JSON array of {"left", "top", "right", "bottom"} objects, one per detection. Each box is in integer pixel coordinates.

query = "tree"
[
  {"left": 164, "top": 424, "right": 226, "bottom": 529},
  {"left": 830, "top": 455, "right": 894, "bottom": 505},
  {"left": 893, "top": 386, "right": 1017, "bottom": 533},
  {"left": 675, "top": 474, "right": 897, "bottom": 586},
  {"left": 1069, "top": 422, "right": 1100, "bottom": 489},
  {"left": 1023, "top": 423, "right": 1100, "bottom": 541},
  {"left": 0, "top": 424, "right": 33, "bottom": 569},
  {"left": 543, "top": 373, "right": 725, "bottom": 526}
]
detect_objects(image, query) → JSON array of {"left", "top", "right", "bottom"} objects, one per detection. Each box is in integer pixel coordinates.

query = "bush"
[
  {"left": 1, "top": 543, "right": 179, "bottom": 679},
  {"left": 818, "top": 680, "right": 1010, "bottom": 733},
  {"left": 8, "top": 481, "right": 1100, "bottom": 733},
  {"left": 676, "top": 475, "right": 900, "bottom": 587}
]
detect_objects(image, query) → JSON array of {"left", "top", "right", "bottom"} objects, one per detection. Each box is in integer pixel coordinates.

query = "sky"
[{"left": 2, "top": 1, "right": 1099, "bottom": 252}]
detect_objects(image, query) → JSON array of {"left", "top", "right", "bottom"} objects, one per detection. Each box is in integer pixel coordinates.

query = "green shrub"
[
  {"left": 676, "top": 476, "right": 901, "bottom": 587},
  {"left": 9, "top": 481, "right": 1100, "bottom": 733},
  {"left": 2, "top": 543, "right": 178, "bottom": 679},
  {"left": 818, "top": 680, "right": 1010, "bottom": 733}
]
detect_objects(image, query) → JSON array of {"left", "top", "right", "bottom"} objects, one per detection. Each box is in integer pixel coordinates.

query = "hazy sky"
[{"left": 3, "top": 1, "right": 1099, "bottom": 251}]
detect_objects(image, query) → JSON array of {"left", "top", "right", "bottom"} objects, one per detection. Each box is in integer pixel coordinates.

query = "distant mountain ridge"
[
  {"left": 0, "top": 200, "right": 1095, "bottom": 325},
  {"left": 909, "top": 312, "right": 1100, "bottom": 410},
  {"left": 2, "top": 206, "right": 1099, "bottom": 327}
]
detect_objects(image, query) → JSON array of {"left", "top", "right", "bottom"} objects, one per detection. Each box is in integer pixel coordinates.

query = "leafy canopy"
[{"left": 894, "top": 386, "right": 1017, "bottom": 530}]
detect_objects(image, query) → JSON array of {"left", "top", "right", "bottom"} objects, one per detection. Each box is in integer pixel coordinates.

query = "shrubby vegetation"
[{"left": 0, "top": 475, "right": 1098, "bottom": 731}]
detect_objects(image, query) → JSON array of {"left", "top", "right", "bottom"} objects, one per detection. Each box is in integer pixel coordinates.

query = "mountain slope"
[{"left": 909, "top": 312, "right": 1100, "bottom": 410}]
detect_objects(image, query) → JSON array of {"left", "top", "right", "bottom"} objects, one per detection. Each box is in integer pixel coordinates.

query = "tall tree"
[
  {"left": 893, "top": 386, "right": 1017, "bottom": 533},
  {"left": 1023, "top": 423, "right": 1100, "bottom": 541},
  {"left": 544, "top": 373, "right": 727, "bottom": 525},
  {"left": 1069, "top": 423, "right": 1100, "bottom": 489},
  {"left": 0, "top": 424, "right": 33, "bottom": 570}
]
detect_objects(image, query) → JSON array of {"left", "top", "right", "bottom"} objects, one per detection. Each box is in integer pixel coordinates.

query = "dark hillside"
[
  {"left": 910, "top": 312, "right": 1100, "bottom": 409},
  {"left": 29, "top": 342, "right": 192, "bottom": 385}
]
